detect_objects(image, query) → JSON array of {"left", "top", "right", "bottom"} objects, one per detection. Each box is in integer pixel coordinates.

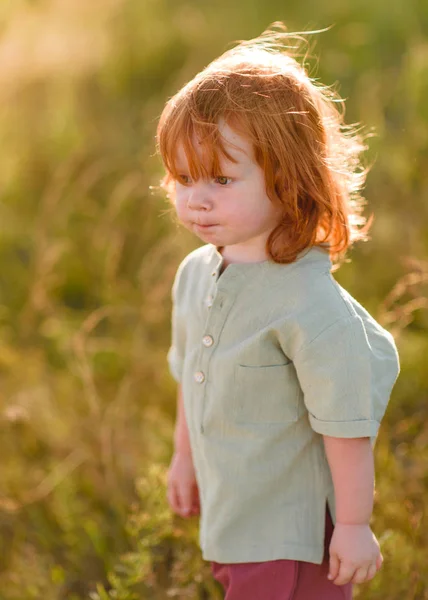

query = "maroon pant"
[{"left": 210, "top": 505, "right": 353, "bottom": 600}]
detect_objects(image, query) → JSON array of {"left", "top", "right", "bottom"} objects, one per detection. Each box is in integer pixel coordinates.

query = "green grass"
[{"left": 0, "top": 1, "right": 427, "bottom": 598}]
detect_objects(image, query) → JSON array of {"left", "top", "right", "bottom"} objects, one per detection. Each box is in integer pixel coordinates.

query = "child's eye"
[
  {"left": 214, "top": 176, "right": 232, "bottom": 185},
  {"left": 177, "top": 174, "right": 191, "bottom": 185}
]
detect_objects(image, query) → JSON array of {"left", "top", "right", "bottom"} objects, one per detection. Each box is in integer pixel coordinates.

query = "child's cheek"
[{"left": 174, "top": 197, "right": 188, "bottom": 222}]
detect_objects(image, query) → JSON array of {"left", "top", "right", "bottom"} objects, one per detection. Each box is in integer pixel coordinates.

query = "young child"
[{"left": 157, "top": 22, "right": 400, "bottom": 599}]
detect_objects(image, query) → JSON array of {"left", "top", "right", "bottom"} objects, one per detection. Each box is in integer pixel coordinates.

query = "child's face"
[{"left": 173, "top": 120, "right": 282, "bottom": 260}]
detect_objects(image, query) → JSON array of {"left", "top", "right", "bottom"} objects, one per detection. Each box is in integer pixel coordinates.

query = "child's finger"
[
  {"left": 366, "top": 563, "right": 378, "bottom": 581},
  {"left": 327, "top": 554, "right": 340, "bottom": 581},
  {"left": 177, "top": 485, "right": 193, "bottom": 516},
  {"left": 331, "top": 563, "right": 356, "bottom": 586},
  {"left": 351, "top": 566, "right": 370, "bottom": 584},
  {"left": 376, "top": 553, "right": 383, "bottom": 570}
]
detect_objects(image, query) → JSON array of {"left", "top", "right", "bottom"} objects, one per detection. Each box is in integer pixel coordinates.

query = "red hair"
[{"left": 156, "top": 22, "right": 373, "bottom": 270}]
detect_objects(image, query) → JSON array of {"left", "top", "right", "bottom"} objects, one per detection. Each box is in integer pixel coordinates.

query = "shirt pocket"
[{"left": 234, "top": 362, "right": 300, "bottom": 424}]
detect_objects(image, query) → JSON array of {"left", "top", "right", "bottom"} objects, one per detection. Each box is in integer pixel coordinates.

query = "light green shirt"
[{"left": 168, "top": 243, "right": 400, "bottom": 564}]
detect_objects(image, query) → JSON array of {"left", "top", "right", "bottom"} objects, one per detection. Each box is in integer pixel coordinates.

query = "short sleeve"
[
  {"left": 167, "top": 265, "right": 187, "bottom": 383},
  {"left": 293, "top": 314, "right": 400, "bottom": 444}
]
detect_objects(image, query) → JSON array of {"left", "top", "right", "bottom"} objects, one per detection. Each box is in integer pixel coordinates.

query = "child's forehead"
[{"left": 174, "top": 122, "right": 254, "bottom": 169}]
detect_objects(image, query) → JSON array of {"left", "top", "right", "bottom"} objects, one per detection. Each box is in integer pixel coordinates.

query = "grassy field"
[{"left": 0, "top": 1, "right": 427, "bottom": 598}]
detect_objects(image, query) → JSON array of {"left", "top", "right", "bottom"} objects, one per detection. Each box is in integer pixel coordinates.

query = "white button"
[
  {"left": 202, "top": 335, "right": 214, "bottom": 347},
  {"left": 211, "top": 271, "right": 216, "bottom": 277},
  {"left": 194, "top": 371, "right": 205, "bottom": 383},
  {"left": 206, "top": 296, "right": 214, "bottom": 308}
]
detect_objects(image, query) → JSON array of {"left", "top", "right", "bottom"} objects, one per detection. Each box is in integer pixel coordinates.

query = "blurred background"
[{"left": 0, "top": 1, "right": 427, "bottom": 598}]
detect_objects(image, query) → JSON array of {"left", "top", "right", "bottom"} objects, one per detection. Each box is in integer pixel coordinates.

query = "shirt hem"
[{"left": 201, "top": 543, "right": 324, "bottom": 565}]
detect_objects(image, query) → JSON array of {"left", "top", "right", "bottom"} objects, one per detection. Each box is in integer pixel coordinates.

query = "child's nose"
[{"left": 187, "top": 186, "right": 211, "bottom": 210}]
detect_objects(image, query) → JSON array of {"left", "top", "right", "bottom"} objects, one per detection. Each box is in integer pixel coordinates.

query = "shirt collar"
[{"left": 207, "top": 243, "right": 331, "bottom": 275}]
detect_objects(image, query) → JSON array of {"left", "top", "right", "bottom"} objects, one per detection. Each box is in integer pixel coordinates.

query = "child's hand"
[
  {"left": 328, "top": 523, "right": 383, "bottom": 585},
  {"left": 166, "top": 451, "right": 200, "bottom": 518}
]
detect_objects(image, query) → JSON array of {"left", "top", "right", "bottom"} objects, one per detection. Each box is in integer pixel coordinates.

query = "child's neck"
[
  {"left": 216, "top": 246, "right": 228, "bottom": 274},
  {"left": 216, "top": 245, "right": 268, "bottom": 267}
]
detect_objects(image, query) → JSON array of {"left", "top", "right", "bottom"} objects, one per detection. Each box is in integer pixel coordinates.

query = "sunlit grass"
[{"left": 0, "top": 0, "right": 427, "bottom": 598}]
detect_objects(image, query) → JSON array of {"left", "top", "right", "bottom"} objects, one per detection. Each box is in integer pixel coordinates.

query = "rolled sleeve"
[
  {"left": 293, "top": 314, "right": 400, "bottom": 443},
  {"left": 308, "top": 414, "right": 380, "bottom": 439}
]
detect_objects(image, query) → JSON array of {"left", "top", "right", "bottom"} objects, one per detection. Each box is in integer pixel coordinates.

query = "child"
[{"left": 157, "top": 22, "right": 400, "bottom": 600}]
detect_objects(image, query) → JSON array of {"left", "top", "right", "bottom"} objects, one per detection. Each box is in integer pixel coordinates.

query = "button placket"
[
  {"left": 197, "top": 261, "right": 239, "bottom": 435},
  {"left": 199, "top": 286, "right": 233, "bottom": 434},
  {"left": 195, "top": 286, "right": 222, "bottom": 395}
]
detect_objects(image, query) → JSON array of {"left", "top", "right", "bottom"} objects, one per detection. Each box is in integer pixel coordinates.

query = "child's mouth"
[{"left": 194, "top": 223, "right": 218, "bottom": 229}]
